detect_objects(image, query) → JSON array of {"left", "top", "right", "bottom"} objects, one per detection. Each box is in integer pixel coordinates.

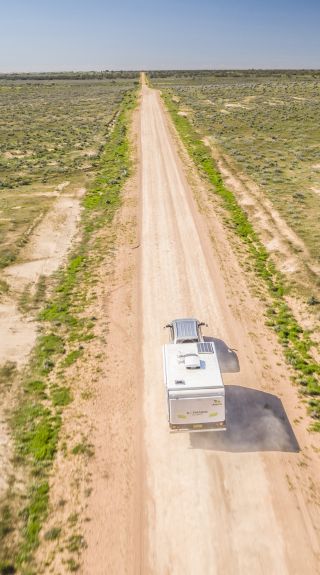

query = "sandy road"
[{"left": 140, "top": 85, "right": 320, "bottom": 574}]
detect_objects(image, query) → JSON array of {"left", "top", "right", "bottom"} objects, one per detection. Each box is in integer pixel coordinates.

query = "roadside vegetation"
[
  {"left": 150, "top": 70, "right": 320, "bottom": 302},
  {"left": 151, "top": 79, "right": 320, "bottom": 431},
  {"left": 0, "top": 77, "right": 137, "bottom": 574}
]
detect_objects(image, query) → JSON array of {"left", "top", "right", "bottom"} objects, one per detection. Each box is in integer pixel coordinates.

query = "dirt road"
[
  {"left": 139, "top": 85, "right": 320, "bottom": 574},
  {"left": 79, "top": 84, "right": 320, "bottom": 575}
]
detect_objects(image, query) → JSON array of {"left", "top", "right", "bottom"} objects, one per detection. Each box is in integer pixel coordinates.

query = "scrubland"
[
  {"left": 0, "top": 75, "right": 137, "bottom": 271},
  {"left": 151, "top": 70, "right": 320, "bottom": 301},
  {"left": 0, "top": 73, "right": 137, "bottom": 573}
]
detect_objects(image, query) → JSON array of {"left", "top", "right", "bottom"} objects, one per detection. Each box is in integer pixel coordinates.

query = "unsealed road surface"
[{"left": 140, "top": 85, "right": 320, "bottom": 574}]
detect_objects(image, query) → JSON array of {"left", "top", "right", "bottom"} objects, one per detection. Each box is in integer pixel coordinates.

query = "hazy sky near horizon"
[{"left": 1, "top": 0, "right": 319, "bottom": 72}]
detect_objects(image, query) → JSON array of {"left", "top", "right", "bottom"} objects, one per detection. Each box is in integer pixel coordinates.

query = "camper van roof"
[{"left": 163, "top": 342, "right": 224, "bottom": 391}]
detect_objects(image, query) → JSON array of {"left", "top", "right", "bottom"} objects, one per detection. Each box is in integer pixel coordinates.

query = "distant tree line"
[
  {"left": 149, "top": 69, "right": 320, "bottom": 79},
  {"left": 0, "top": 70, "right": 140, "bottom": 81}
]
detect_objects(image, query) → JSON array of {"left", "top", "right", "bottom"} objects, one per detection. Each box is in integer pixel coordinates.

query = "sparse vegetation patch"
[
  {"left": 151, "top": 71, "right": 320, "bottom": 300},
  {"left": 0, "top": 75, "right": 138, "bottom": 271}
]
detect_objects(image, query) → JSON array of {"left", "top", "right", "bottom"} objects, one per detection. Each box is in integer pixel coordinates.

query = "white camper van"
[{"left": 163, "top": 319, "right": 226, "bottom": 431}]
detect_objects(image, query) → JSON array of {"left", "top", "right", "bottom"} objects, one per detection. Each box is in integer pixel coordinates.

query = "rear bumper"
[{"left": 169, "top": 420, "right": 226, "bottom": 432}]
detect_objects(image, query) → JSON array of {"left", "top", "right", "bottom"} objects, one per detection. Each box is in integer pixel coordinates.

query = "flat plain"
[
  {"left": 0, "top": 75, "right": 138, "bottom": 272},
  {"left": 150, "top": 70, "right": 320, "bottom": 301},
  {"left": 1, "top": 72, "right": 320, "bottom": 575}
]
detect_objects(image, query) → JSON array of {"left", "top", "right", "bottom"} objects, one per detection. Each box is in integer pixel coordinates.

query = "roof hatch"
[{"left": 185, "top": 354, "right": 201, "bottom": 369}]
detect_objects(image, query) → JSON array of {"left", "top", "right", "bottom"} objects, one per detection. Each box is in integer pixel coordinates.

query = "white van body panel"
[{"left": 163, "top": 342, "right": 226, "bottom": 431}]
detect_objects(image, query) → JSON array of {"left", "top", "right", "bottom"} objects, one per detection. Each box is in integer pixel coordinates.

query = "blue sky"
[{"left": 0, "top": 0, "right": 319, "bottom": 71}]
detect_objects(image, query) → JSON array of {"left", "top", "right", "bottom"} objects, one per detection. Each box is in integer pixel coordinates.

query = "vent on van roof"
[{"left": 197, "top": 342, "right": 214, "bottom": 354}]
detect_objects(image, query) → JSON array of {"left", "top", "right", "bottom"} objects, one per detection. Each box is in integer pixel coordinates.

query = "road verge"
[
  {"left": 160, "top": 91, "right": 320, "bottom": 429},
  {"left": 0, "top": 88, "right": 137, "bottom": 574}
]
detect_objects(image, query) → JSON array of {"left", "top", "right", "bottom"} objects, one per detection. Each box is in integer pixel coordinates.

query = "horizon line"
[{"left": 1, "top": 67, "right": 320, "bottom": 74}]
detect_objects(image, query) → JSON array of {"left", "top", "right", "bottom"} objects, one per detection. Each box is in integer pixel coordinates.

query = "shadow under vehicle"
[{"left": 190, "top": 385, "right": 299, "bottom": 453}]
